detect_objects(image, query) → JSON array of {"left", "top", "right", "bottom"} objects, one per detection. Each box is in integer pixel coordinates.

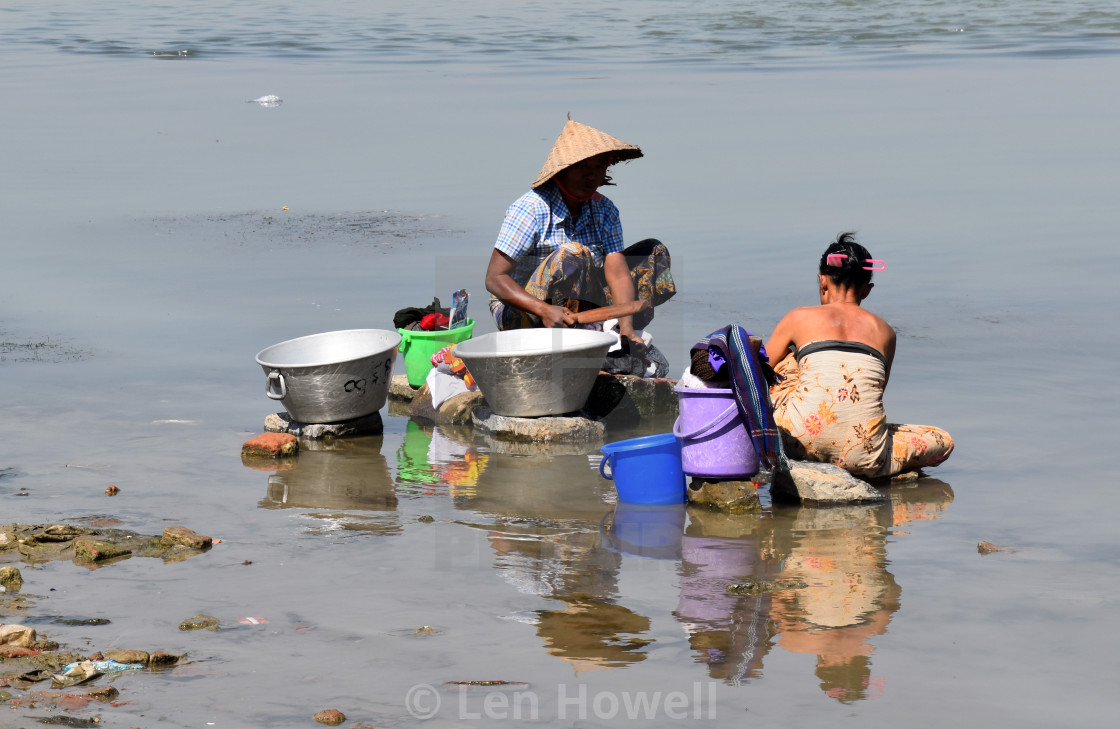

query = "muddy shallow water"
[
  {"left": 3, "top": 1, "right": 1120, "bottom": 725},
  {"left": 2, "top": 200, "right": 1117, "bottom": 727}
]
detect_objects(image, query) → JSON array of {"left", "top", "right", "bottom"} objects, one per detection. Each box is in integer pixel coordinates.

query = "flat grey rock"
[
  {"left": 770, "top": 460, "right": 887, "bottom": 504},
  {"left": 264, "top": 410, "right": 384, "bottom": 439},
  {"left": 471, "top": 406, "right": 605, "bottom": 443}
]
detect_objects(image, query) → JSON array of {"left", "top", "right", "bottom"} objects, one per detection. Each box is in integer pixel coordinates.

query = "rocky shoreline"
[{"left": 0, "top": 523, "right": 207, "bottom": 724}]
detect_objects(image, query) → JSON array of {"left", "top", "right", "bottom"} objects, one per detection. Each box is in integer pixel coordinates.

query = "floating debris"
[
  {"left": 60, "top": 659, "right": 143, "bottom": 674},
  {"left": 386, "top": 625, "right": 443, "bottom": 638},
  {"left": 248, "top": 94, "right": 282, "bottom": 107}
]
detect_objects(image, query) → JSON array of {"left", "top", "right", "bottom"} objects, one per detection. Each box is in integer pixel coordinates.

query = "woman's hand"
[
  {"left": 540, "top": 304, "right": 577, "bottom": 328},
  {"left": 616, "top": 325, "right": 645, "bottom": 351},
  {"left": 487, "top": 249, "right": 576, "bottom": 327}
]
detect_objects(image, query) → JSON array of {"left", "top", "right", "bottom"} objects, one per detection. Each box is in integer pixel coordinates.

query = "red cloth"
[{"left": 419, "top": 313, "right": 450, "bottom": 330}]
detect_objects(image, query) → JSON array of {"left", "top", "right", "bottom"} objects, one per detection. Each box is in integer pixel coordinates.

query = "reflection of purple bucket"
[{"left": 673, "top": 387, "right": 759, "bottom": 478}]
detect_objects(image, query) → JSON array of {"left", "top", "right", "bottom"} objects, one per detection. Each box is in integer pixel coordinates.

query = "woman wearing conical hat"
[{"left": 485, "top": 119, "right": 676, "bottom": 348}]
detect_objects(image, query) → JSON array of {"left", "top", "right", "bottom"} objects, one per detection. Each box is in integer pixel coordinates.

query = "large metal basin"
[
  {"left": 255, "top": 329, "right": 400, "bottom": 423},
  {"left": 454, "top": 329, "right": 616, "bottom": 417}
]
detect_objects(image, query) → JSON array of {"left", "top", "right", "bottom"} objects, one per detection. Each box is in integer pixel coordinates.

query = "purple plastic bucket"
[{"left": 673, "top": 387, "right": 759, "bottom": 478}]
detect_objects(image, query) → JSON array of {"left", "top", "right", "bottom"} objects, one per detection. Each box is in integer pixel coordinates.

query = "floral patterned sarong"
[
  {"left": 770, "top": 341, "right": 953, "bottom": 478},
  {"left": 490, "top": 239, "right": 675, "bottom": 331}
]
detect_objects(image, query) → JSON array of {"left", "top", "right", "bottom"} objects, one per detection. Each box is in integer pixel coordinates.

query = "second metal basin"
[{"left": 454, "top": 329, "right": 616, "bottom": 417}]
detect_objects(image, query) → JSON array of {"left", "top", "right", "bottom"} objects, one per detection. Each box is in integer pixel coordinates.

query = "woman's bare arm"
[{"left": 484, "top": 249, "right": 575, "bottom": 328}]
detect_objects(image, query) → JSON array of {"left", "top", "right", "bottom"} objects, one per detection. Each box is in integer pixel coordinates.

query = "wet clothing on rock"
[
  {"left": 489, "top": 183, "right": 675, "bottom": 331},
  {"left": 770, "top": 340, "right": 954, "bottom": 478}
]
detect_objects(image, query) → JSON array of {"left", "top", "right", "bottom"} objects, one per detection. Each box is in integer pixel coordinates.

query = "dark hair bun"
[{"left": 819, "top": 232, "right": 873, "bottom": 288}]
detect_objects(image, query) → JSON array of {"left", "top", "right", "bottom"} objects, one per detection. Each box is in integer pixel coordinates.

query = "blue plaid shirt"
[{"left": 493, "top": 182, "right": 624, "bottom": 288}]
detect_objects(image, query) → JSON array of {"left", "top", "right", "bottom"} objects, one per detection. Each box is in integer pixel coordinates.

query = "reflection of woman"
[
  {"left": 769, "top": 505, "right": 899, "bottom": 703},
  {"left": 485, "top": 118, "right": 675, "bottom": 350},
  {"left": 766, "top": 233, "right": 953, "bottom": 477},
  {"left": 771, "top": 483, "right": 955, "bottom": 701}
]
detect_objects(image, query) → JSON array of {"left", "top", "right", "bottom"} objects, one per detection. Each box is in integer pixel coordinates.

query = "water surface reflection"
[
  {"left": 676, "top": 479, "right": 954, "bottom": 701},
  {"left": 249, "top": 419, "right": 953, "bottom": 702},
  {"left": 418, "top": 426, "right": 953, "bottom": 699},
  {"left": 395, "top": 421, "right": 489, "bottom": 498},
  {"left": 255, "top": 436, "right": 401, "bottom": 535}
]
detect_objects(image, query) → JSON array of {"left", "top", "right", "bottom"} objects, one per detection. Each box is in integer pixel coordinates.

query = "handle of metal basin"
[
  {"left": 266, "top": 371, "right": 286, "bottom": 400},
  {"left": 598, "top": 454, "right": 613, "bottom": 481},
  {"left": 673, "top": 402, "right": 738, "bottom": 440}
]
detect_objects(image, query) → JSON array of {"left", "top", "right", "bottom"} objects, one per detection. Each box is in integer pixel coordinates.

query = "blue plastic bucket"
[{"left": 599, "top": 433, "right": 686, "bottom": 505}]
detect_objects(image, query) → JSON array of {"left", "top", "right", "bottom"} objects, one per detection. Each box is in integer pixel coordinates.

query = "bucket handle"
[
  {"left": 673, "top": 402, "right": 738, "bottom": 441},
  {"left": 266, "top": 371, "right": 286, "bottom": 400},
  {"left": 398, "top": 331, "right": 411, "bottom": 354},
  {"left": 598, "top": 454, "right": 614, "bottom": 481}
]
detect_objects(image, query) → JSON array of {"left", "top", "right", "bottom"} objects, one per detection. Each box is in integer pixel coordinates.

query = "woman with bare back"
[{"left": 765, "top": 233, "right": 953, "bottom": 478}]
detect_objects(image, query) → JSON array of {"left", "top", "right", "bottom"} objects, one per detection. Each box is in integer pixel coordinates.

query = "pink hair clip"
[{"left": 826, "top": 253, "right": 886, "bottom": 271}]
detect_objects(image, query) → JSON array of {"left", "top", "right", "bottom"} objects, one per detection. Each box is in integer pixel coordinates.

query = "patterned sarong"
[
  {"left": 770, "top": 341, "right": 953, "bottom": 477},
  {"left": 692, "top": 326, "right": 787, "bottom": 472},
  {"left": 490, "top": 239, "right": 675, "bottom": 331}
]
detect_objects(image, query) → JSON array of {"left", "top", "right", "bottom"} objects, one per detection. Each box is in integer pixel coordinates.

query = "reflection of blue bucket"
[
  {"left": 599, "top": 433, "right": 686, "bottom": 505},
  {"left": 602, "top": 502, "right": 687, "bottom": 560}
]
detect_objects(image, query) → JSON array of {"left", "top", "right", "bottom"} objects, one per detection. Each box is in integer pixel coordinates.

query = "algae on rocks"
[
  {"left": 686, "top": 478, "right": 763, "bottom": 513},
  {"left": 1, "top": 523, "right": 213, "bottom": 568},
  {"left": 179, "top": 614, "right": 221, "bottom": 632},
  {"left": 726, "top": 579, "right": 808, "bottom": 595},
  {"left": 0, "top": 566, "right": 23, "bottom": 591}
]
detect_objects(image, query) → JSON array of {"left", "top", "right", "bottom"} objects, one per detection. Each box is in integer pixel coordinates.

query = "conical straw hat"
[{"left": 531, "top": 119, "right": 643, "bottom": 189}]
